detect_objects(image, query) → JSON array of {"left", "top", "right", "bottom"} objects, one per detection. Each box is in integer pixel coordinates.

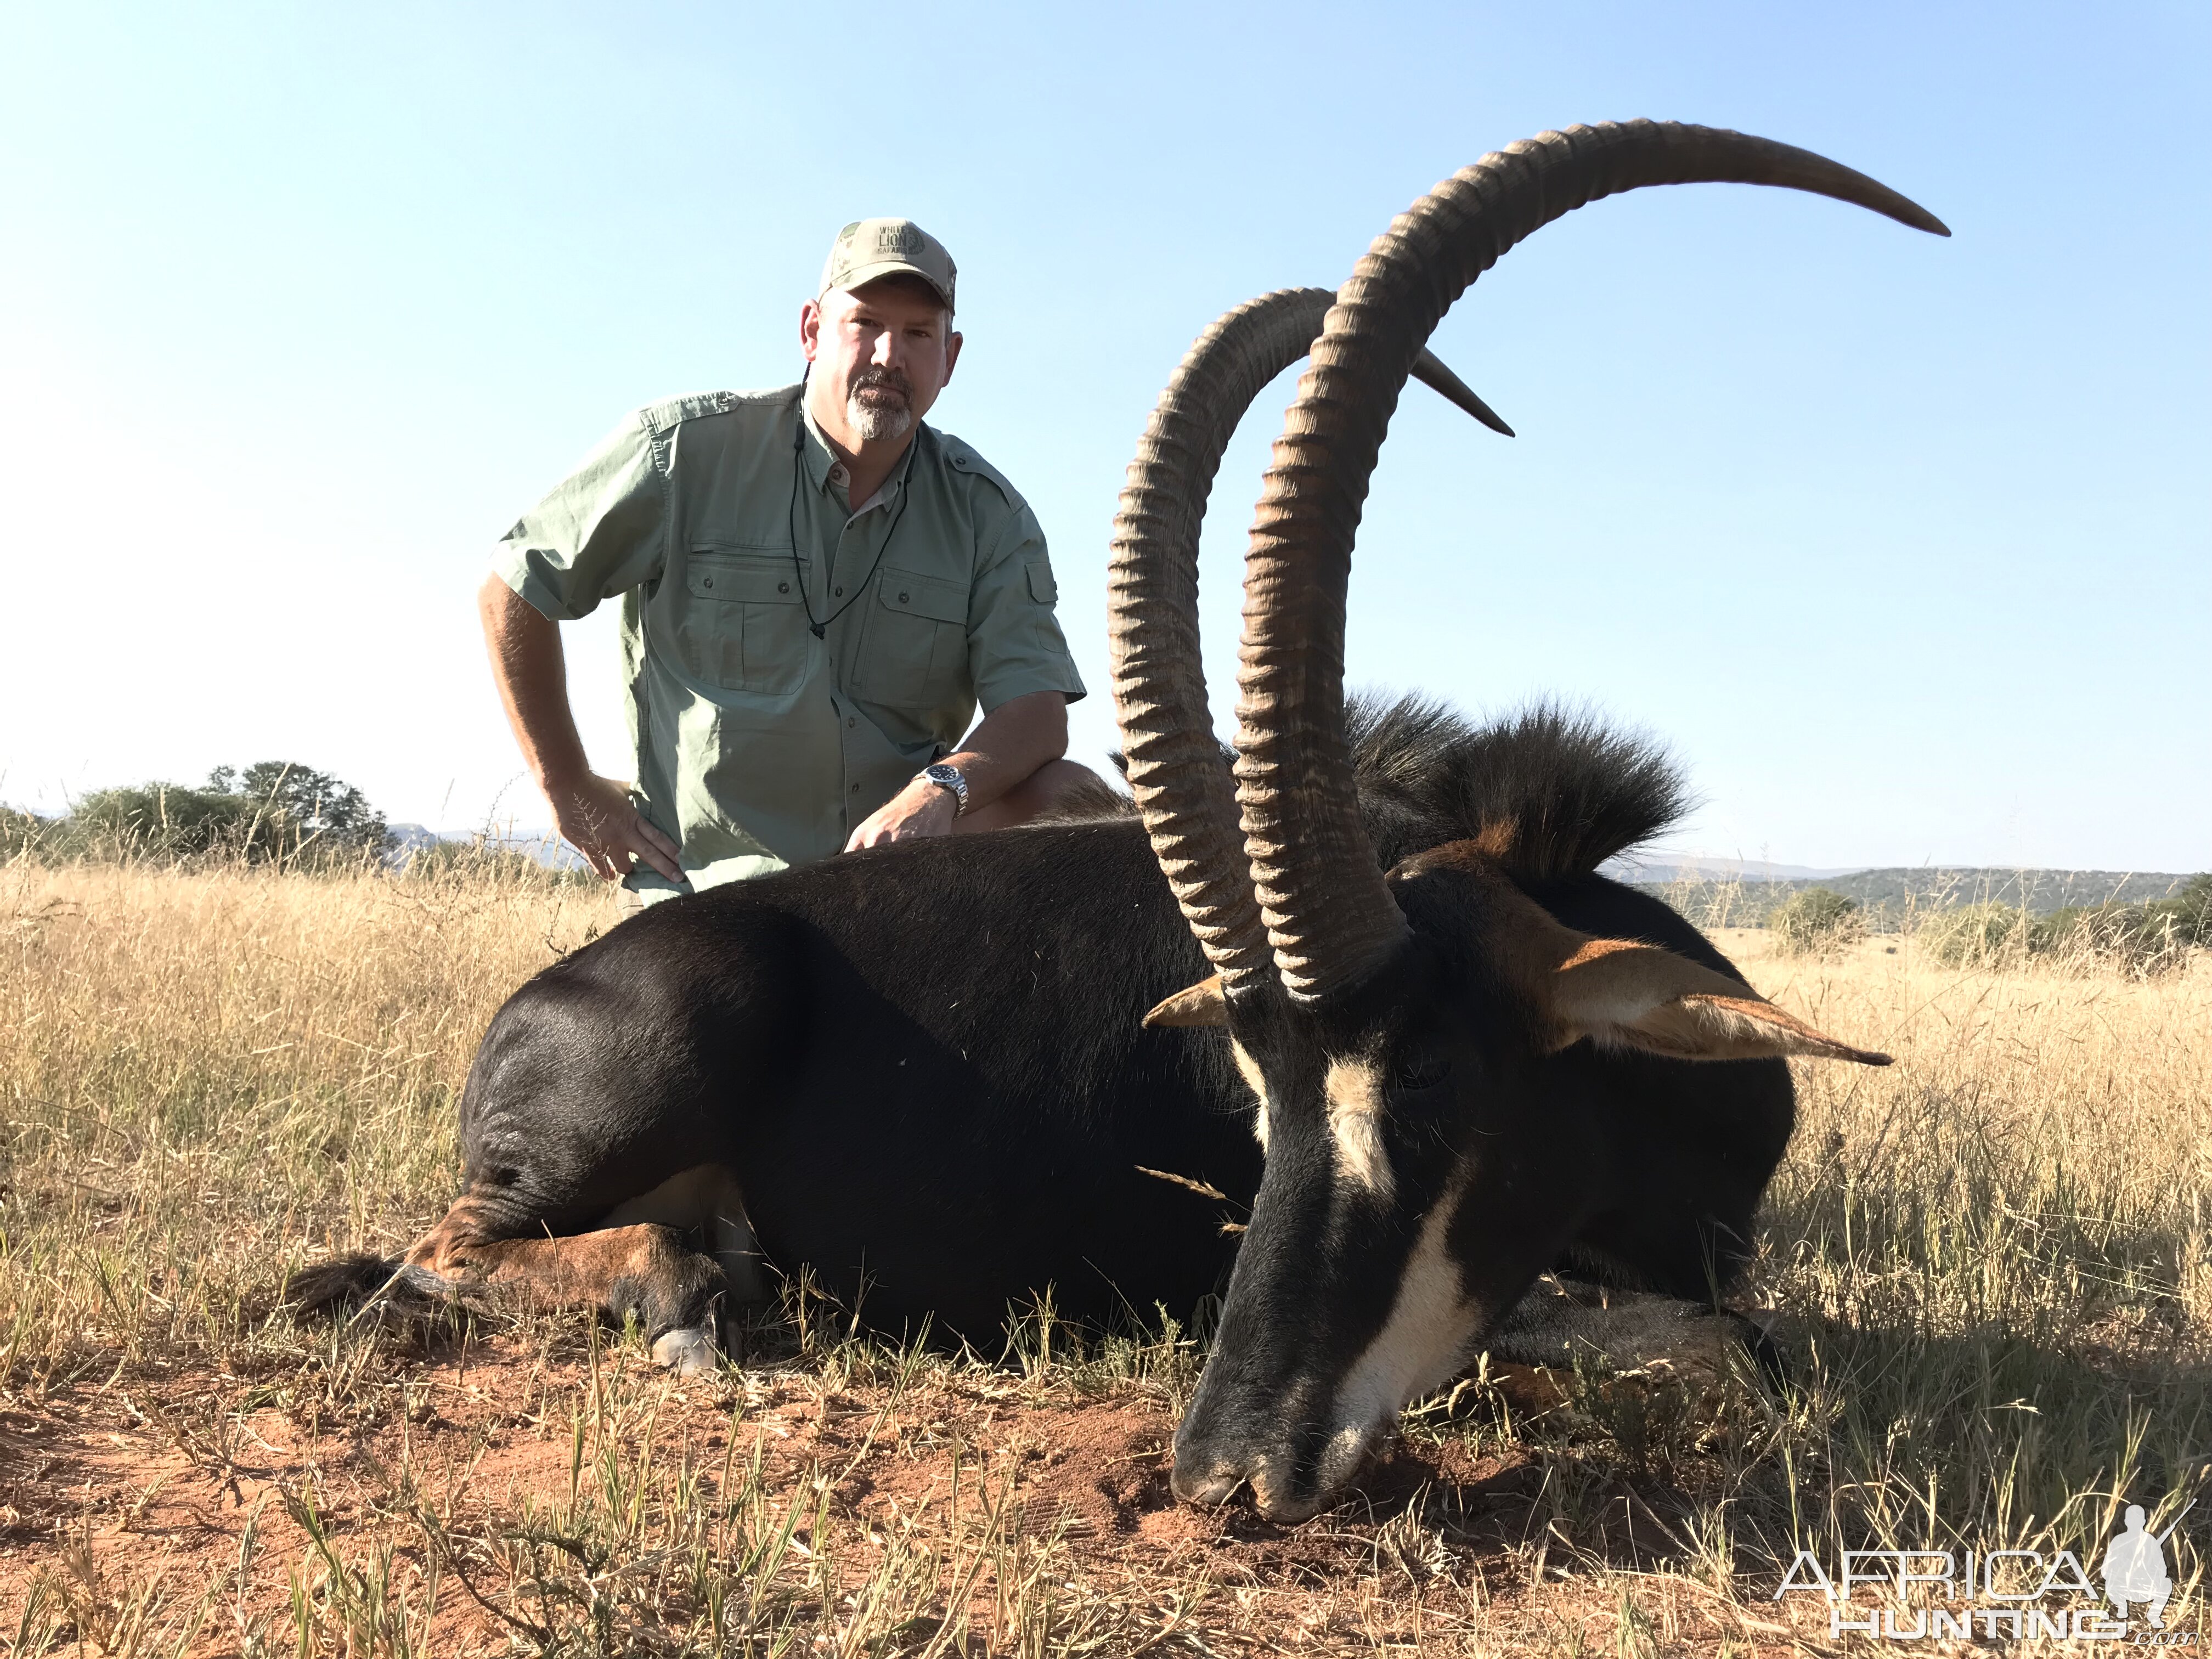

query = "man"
[{"left": 479, "top": 218, "right": 1094, "bottom": 900}]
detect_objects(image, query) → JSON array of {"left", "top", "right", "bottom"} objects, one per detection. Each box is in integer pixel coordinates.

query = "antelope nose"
[{"left": 1169, "top": 1463, "right": 1243, "bottom": 1506}]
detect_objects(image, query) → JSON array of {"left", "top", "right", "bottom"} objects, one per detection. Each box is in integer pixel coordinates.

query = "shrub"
[
  {"left": 59, "top": 783, "right": 266, "bottom": 861},
  {"left": 1768, "top": 887, "right": 1863, "bottom": 954},
  {"left": 2031, "top": 874, "right": 2211, "bottom": 972},
  {"left": 2145, "top": 872, "right": 2212, "bottom": 945},
  {"left": 1, "top": 806, "right": 49, "bottom": 860},
  {"left": 1917, "top": 902, "right": 2033, "bottom": 967},
  {"left": 1915, "top": 883, "right": 2209, "bottom": 975},
  {"left": 27, "top": 763, "right": 393, "bottom": 867}
]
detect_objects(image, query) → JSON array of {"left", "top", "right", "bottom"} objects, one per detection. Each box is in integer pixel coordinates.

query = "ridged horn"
[
  {"left": 1109, "top": 288, "right": 1503, "bottom": 994},
  {"left": 1233, "top": 121, "right": 1948, "bottom": 1002}
]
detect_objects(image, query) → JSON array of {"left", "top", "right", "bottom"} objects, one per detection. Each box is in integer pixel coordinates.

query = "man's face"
[{"left": 802, "top": 277, "right": 962, "bottom": 443}]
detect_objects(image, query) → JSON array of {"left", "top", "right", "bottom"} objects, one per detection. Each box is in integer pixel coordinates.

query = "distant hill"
[
  {"left": 385, "top": 823, "right": 590, "bottom": 872},
  {"left": 1605, "top": 855, "right": 1867, "bottom": 884},
  {"left": 1635, "top": 867, "right": 2204, "bottom": 929}
]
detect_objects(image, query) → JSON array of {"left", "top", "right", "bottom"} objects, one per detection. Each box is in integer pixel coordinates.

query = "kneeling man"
[{"left": 480, "top": 218, "right": 1094, "bottom": 899}]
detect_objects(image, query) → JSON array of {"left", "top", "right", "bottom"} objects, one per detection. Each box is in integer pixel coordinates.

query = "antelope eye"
[{"left": 1391, "top": 1052, "right": 1452, "bottom": 1093}]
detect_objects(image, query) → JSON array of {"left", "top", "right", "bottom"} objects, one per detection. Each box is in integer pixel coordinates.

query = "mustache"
[{"left": 849, "top": 367, "right": 912, "bottom": 402}]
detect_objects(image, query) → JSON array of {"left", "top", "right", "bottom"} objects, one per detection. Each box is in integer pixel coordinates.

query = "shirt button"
[
  {"left": 834, "top": 586, "right": 844, "bottom": 596},
  {"left": 847, "top": 716, "right": 856, "bottom": 728},
  {"left": 851, "top": 782, "right": 861, "bottom": 793},
  {"left": 898, "top": 590, "right": 910, "bottom": 604},
  {"left": 702, "top": 576, "right": 713, "bottom": 589},
  {"left": 777, "top": 580, "right": 789, "bottom": 593}
]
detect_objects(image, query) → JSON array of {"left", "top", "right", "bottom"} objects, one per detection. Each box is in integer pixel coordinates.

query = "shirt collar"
[{"left": 798, "top": 393, "right": 923, "bottom": 515}]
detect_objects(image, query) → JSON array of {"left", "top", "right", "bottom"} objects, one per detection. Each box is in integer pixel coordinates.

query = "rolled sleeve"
[
  {"left": 966, "top": 507, "right": 1087, "bottom": 713},
  {"left": 492, "top": 413, "right": 668, "bottom": 621}
]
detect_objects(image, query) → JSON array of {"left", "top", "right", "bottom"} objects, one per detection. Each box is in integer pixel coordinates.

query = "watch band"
[{"left": 921, "top": 761, "right": 969, "bottom": 816}]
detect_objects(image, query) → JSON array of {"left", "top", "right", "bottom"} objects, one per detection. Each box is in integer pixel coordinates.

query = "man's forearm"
[
  {"left": 479, "top": 574, "right": 590, "bottom": 790},
  {"left": 843, "top": 689, "right": 1075, "bottom": 850},
  {"left": 477, "top": 573, "right": 686, "bottom": 882},
  {"left": 940, "top": 690, "right": 1069, "bottom": 813}
]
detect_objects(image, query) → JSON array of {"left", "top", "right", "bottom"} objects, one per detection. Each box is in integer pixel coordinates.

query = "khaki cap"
[{"left": 820, "top": 218, "right": 957, "bottom": 313}]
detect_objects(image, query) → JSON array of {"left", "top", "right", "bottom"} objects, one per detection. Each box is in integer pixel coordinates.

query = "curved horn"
[
  {"left": 1234, "top": 121, "right": 1948, "bottom": 1002},
  {"left": 1410, "top": 351, "right": 1513, "bottom": 437},
  {"left": 1109, "top": 289, "right": 1502, "bottom": 994}
]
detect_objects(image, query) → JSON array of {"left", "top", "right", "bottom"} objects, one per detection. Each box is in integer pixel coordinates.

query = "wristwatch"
[{"left": 920, "top": 761, "right": 969, "bottom": 816}]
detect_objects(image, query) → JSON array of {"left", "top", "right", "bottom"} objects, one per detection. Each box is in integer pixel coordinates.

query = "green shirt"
[{"left": 493, "top": 385, "right": 1085, "bottom": 892}]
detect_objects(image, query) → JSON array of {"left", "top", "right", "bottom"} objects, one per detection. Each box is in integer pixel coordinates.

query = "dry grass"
[{"left": 1, "top": 858, "right": 2207, "bottom": 1654}]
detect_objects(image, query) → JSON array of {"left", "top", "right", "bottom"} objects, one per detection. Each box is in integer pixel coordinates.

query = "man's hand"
[
  {"left": 841, "top": 693, "right": 1073, "bottom": 853},
  {"left": 480, "top": 575, "right": 687, "bottom": 888},
  {"left": 547, "top": 770, "right": 686, "bottom": 884},
  {"left": 845, "top": 775, "right": 958, "bottom": 851}
]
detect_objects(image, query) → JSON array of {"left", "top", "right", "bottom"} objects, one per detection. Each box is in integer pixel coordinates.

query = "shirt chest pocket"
[
  {"left": 860, "top": 568, "right": 969, "bottom": 708},
  {"left": 679, "top": 549, "right": 812, "bottom": 696}
]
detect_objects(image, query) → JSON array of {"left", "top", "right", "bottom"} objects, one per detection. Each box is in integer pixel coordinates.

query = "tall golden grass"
[
  {"left": 1, "top": 858, "right": 605, "bottom": 1382},
  {"left": 2, "top": 857, "right": 2206, "bottom": 1651}
]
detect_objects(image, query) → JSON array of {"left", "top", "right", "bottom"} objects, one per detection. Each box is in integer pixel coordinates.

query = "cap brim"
[{"left": 823, "top": 259, "right": 955, "bottom": 312}]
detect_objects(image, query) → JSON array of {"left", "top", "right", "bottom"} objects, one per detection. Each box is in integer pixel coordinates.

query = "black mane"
[
  {"left": 1075, "top": 693, "right": 1689, "bottom": 879},
  {"left": 1346, "top": 694, "right": 1687, "bottom": 877}
]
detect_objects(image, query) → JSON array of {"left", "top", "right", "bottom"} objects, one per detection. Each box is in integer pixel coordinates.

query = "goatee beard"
[
  {"left": 847, "top": 369, "right": 913, "bottom": 442},
  {"left": 848, "top": 398, "right": 913, "bottom": 442}
]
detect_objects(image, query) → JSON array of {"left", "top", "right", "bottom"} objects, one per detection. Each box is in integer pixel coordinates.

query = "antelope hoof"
[{"left": 650, "top": 1324, "right": 719, "bottom": 1377}]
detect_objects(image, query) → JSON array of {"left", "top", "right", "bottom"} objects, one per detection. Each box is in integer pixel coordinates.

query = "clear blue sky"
[{"left": 2, "top": 3, "right": 2205, "bottom": 871}]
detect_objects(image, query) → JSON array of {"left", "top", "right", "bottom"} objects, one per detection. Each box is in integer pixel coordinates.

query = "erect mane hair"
[
  {"left": 1345, "top": 693, "right": 1687, "bottom": 877},
  {"left": 1069, "top": 692, "right": 1689, "bottom": 880}
]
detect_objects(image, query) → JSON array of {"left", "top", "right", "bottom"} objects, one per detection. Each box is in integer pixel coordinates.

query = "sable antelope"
[
  {"left": 1123, "top": 121, "right": 1938, "bottom": 1519},
  {"left": 299, "top": 121, "right": 1937, "bottom": 1522}
]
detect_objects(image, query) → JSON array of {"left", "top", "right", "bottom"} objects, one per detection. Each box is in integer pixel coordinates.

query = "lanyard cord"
[{"left": 789, "top": 408, "right": 913, "bottom": 642}]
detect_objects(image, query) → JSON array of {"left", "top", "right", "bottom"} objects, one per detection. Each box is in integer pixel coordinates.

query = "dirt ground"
[{"left": 2, "top": 1320, "right": 1842, "bottom": 1656}]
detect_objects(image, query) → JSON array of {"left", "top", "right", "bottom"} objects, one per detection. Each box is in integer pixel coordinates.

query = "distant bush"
[
  {"left": 2030, "top": 874, "right": 2210, "bottom": 972},
  {"left": 61, "top": 783, "right": 263, "bottom": 861},
  {"left": 22, "top": 762, "right": 392, "bottom": 868},
  {"left": 1768, "top": 887, "right": 1863, "bottom": 954},
  {"left": 1916, "top": 877, "right": 2208, "bottom": 974},
  {"left": 2, "top": 806, "right": 47, "bottom": 861},
  {"left": 2152, "top": 872, "right": 2212, "bottom": 938},
  {"left": 1917, "top": 902, "right": 2033, "bottom": 968}
]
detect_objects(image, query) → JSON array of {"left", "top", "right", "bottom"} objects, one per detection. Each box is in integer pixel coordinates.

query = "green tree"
[{"left": 206, "top": 761, "right": 392, "bottom": 856}]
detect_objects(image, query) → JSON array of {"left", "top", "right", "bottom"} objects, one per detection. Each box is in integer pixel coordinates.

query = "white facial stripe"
[
  {"left": 1232, "top": 1039, "right": 1271, "bottom": 1152},
  {"left": 1323, "top": 1056, "right": 1392, "bottom": 1200},
  {"left": 1321, "top": 1181, "right": 1477, "bottom": 1489}
]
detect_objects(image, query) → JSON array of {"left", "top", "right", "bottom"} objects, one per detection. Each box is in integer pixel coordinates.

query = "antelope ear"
[
  {"left": 1144, "top": 974, "right": 1228, "bottom": 1028},
  {"left": 1548, "top": 938, "right": 1891, "bottom": 1065}
]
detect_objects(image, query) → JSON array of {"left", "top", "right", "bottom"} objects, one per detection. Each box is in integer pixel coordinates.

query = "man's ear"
[
  {"left": 1544, "top": 936, "right": 1891, "bottom": 1065},
  {"left": 1144, "top": 974, "right": 1227, "bottom": 1028}
]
